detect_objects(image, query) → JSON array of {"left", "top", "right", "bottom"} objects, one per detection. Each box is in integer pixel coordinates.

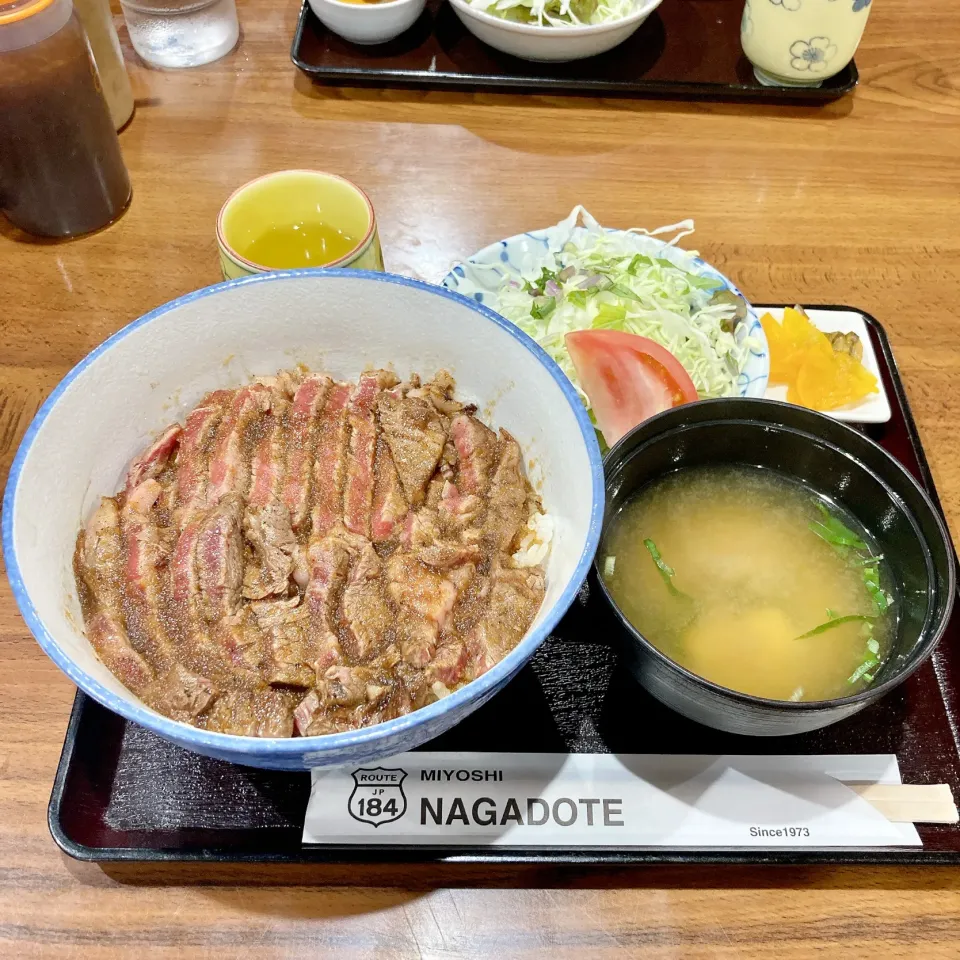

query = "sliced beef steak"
[
  {"left": 370, "top": 441, "right": 408, "bottom": 543},
  {"left": 147, "top": 663, "right": 217, "bottom": 722},
  {"left": 122, "top": 479, "right": 168, "bottom": 602},
  {"left": 121, "top": 479, "right": 185, "bottom": 671},
  {"left": 195, "top": 494, "right": 245, "bottom": 622},
  {"left": 242, "top": 502, "right": 297, "bottom": 600},
  {"left": 250, "top": 596, "right": 313, "bottom": 687},
  {"left": 451, "top": 414, "right": 498, "bottom": 497},
  {"left": 205, "top": 687, "right": 296, "bottom": 738},
  {"left": 77, "top": 366, "right": 547, "bottom": 737},
  {"left": 438, "top": 480, "right": 483, "bottom": 529},
  {"left": 386, "top": 552, "right": 457, "bottom": 628},
  {"left": 343, "top": 370, "right": 399, "bottom": 538},
  {"left": 341, "top": 543, "right": 392, "bottom": 661},
  {"left": 126, "top": 424, "right": 182, "bottom": 492},
  {"left": 175, "top": 391, "right": 232, "bottom": 523},
  {"left": 428, "top": 638, "right": 471, "bottom": 688},
  {"left": 468, "top": 564, "right": 545, "bottom": 676},
  {"left": 77, "top": 499, "right": 155, "bottom": 694},
  {"left": 207, "top": 383, "right": 272, "bottom": 506},
  {"left": 282, "top": 374, "right": 331, "bottom": 532},
  {"left": 86, "top": 610, "right": 155, "bottom": 694},
  {"left": 378, "top": 392, "right": 447, "bottom": 506},
  {"left": 310, "top": 381, "right": 353, "bottom": 539},
  {"left": 247, "top": 390, "right": 289, "bottom": 510},
  {"left": 484, "top": 430, "right": 530, "bottom": 552},
  {"left": 305, "top": 534, "right": 351, "bottom": 675},
  {"left": 396, "top": 612, "right": 438, "bottom": 668}
]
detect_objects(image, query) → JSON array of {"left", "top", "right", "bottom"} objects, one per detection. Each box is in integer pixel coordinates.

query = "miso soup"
[{"left": 600, "top": 466, "right": 895, "bottom": 702}]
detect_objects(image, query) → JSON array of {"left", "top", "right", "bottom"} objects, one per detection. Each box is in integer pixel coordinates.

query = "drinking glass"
[{"left": 120, "top": 0, "right": 239, "bottom": 69}]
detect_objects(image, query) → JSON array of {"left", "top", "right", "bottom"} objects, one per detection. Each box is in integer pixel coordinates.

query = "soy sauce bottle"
[{"left": 0, "top": 0, "right": 132, "bottom": 237}]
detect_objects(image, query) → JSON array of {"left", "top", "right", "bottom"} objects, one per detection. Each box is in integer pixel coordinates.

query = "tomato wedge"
[{"left": 565, "top": 330, "right": 699, "bottom": 447}]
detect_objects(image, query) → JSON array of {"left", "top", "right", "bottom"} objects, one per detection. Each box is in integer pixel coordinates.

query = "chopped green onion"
[
  {"left": 643, "top": 538, "right": 691, "bottom": 601},
  {"left": 530, "top": 296, "right": 556, "bottom": 320},
  {"left": 626, "top": 253, "right": 653, "bottom": 274},
  {"left": 809, "top": 503, "right": 868, "bottom": 549},
  {"left": 643, "top": 538, "right": 674, "bottom": 579},
  {"left": 809, "top": 503, "right": 894, "bottom": 617},
  {"left": 867, "top": 637, "right": 880, "bottom": 655},
  {"left": 794, "top": 614, "right": 875, "bottom": 641},
  {"left": 848, "top": 657, "right": 880, "bottom": 685},
  {"left": 603, "top": 556, "right": 616, "bottom": 578}
]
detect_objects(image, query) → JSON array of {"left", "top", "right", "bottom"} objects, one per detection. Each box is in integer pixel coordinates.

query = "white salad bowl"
[
  {"left": 3, "top": 270, "right": 603, "bottom": 771},
  {"left": 442, "top": 211, "right": 769, "bottom": 399},
  {"left": 447, "top": 0, "right": 663, "bottom": 62},
  {"left": 307, "top": 0, "right": 426, "bottom": 45}
]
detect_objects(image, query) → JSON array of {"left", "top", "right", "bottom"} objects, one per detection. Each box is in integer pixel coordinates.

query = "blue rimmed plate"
[{"left": 441, "top": 209, "right": 770, "bottom": 399}]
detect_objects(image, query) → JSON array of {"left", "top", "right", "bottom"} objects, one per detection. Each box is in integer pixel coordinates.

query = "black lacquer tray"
[
  {"left": 291, "top": 0, "right": 858, "bottom": 101},
  {"left": 48, "top": 308, "right": 960, "bottom": 868}
]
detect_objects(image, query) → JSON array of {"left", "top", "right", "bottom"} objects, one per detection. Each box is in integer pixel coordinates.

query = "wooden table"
[{"left": 2, "top": 0, "right": 960, "bottom": 953}]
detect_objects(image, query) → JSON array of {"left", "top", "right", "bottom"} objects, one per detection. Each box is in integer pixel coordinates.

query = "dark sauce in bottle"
[{"left": 0, "top": 0, "right": 131, "bottom": 238}]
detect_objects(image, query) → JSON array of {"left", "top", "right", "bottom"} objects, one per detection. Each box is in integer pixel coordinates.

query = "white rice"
[{"left": 512, "top": 510, "right": 554, "bottom": 568}]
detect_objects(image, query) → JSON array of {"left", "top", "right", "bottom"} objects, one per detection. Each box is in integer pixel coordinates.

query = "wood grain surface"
[{"left": 2, "top": 0, "right": 960, "bottom": 954}]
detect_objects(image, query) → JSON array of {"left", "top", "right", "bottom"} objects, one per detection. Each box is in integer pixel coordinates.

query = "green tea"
[{"left": 242, "top": 221, "right": 357, "bottom": 269}]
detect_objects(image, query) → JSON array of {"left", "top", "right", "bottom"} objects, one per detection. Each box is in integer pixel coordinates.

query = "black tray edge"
[
  {"left": 48, "top": 306, "right": 958, "bottom": 867},
  {"left": 47, "top": 692, "right": 93, "bottom": 862},
  {"left": 288, "top": 2, "right": 859, "bottom": 102}
]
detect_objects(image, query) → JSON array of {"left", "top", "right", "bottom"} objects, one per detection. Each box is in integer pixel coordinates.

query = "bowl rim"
[
  {"left": 2, "top": 268, "right": 605, "bottom": 757},
  {"left": 216, "top": 170, "right": 378, "bottom": 274},
  {"left": 447, "top": 0, "right": 662, "bottom": 36},
  {"left": 311, "top": 0, "right": 423, "bottom": 12},
  {"left": 595, "top": 396, "right": 957, "bottom": 711}
]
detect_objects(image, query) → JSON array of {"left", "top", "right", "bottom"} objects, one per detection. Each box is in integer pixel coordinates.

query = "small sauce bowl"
[{"left": 307, "top": 0, "right": 426, "bottom": 45}]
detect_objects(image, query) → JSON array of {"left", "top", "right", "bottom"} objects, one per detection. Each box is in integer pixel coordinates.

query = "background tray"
[
  {"left": 291, "top": 0, "right": 858, "bottom": 101},
  {"left": 48, "top": 309, "right": 960, "bottom": 867}
]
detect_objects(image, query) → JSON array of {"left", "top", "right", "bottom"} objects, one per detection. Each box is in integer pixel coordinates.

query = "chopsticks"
[{"left": 845, "top": 783, "right": 959, "bottom": 824}]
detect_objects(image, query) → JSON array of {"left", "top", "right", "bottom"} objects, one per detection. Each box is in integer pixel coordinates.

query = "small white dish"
[
  {"left": 307, "top": 0, "right": 425, "bottom": 45},
  {"left": 447, "top": 0, "right": 663, "bottom": 62},
  {"left": 761, "top": 307, "right": 892, "bottom": 424}
]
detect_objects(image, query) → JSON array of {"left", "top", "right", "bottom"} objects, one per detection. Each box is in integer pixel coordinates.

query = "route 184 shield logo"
[{"left": 348, "top": 768, "right": 408, "bottom": 827}]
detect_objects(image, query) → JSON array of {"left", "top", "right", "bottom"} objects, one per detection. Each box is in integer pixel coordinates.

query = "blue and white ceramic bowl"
[
  {"left": 3, "top": 270, "right": 603, "bottom": 771},
  {"left": 442, "top": 212, "right": 769, "bottom": 399}
]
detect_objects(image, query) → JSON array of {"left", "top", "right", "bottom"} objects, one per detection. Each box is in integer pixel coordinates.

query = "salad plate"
[
  {"left": 442, "top": 206, "right": 769, "bottom": 411},
  {"left": 447, "top": 0, "right": 664, "bottom": 63}
]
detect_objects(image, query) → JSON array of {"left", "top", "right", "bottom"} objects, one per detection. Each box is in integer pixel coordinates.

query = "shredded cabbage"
[
  {"left": 468, "top": 0, "right": 634, "bottom": 27},
  {"left": 491, "top": 223, "right": 754, "bottom": 407}
]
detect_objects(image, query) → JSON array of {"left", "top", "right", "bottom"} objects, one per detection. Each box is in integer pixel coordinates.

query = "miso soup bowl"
[
  {"left": 597, "top": 398, "right": 956, "bottom": 737},
  {"left": 3, "top": 270, "right": 603, "bottom": 770}
]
